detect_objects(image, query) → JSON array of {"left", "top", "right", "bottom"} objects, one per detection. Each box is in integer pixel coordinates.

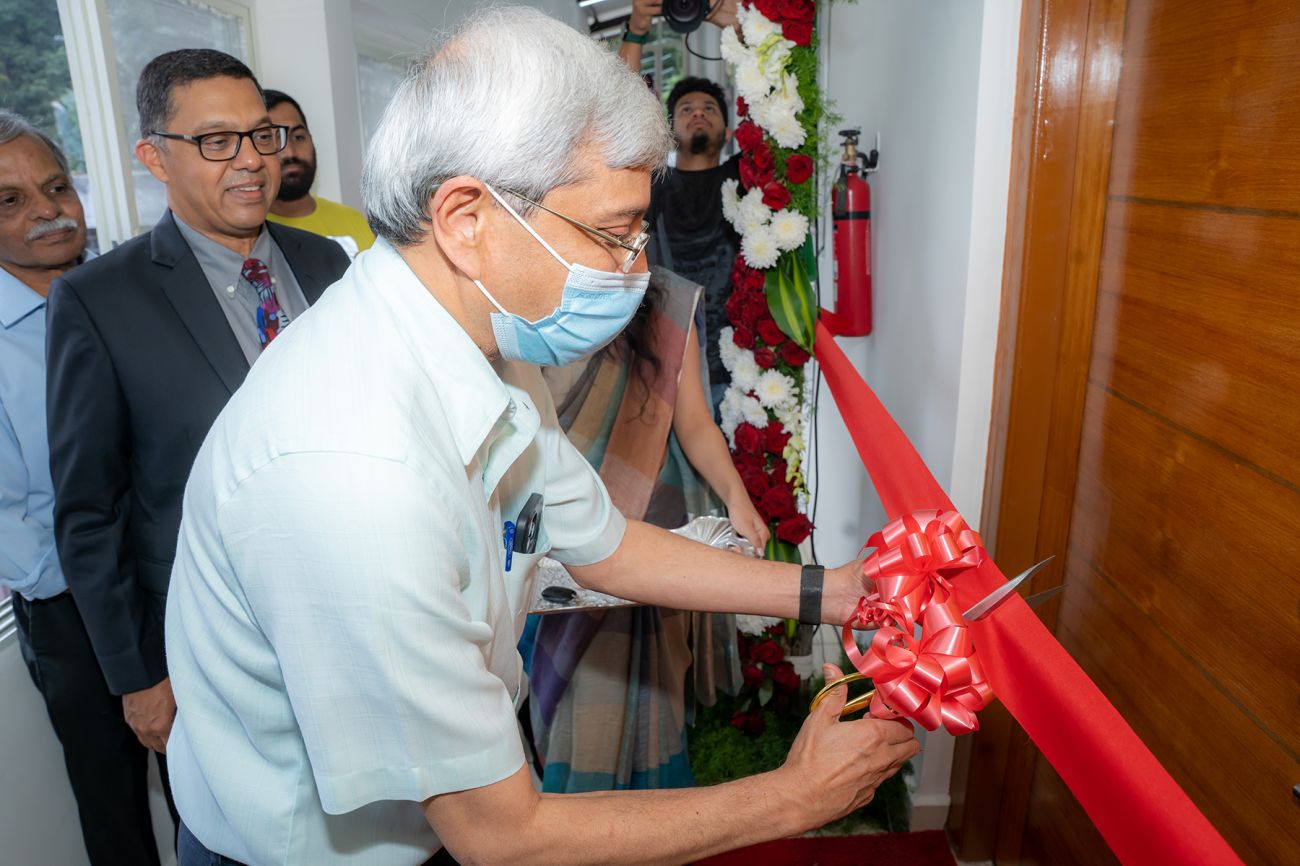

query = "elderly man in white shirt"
[{"left": 164, "top": 7, "right": 918, "bottom": 866}]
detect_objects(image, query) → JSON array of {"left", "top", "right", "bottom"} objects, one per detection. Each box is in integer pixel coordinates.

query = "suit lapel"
[
  {"left": 269, "top": 222, "right": 329, "bottom": 304},
  {"left": 152, "top": 211, "right": 249, "bottom": 396}
]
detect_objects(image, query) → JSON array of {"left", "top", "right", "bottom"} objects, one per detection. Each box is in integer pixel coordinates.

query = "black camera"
[{"left": 663, "top": 0, "right": 710, "bottom": 33}]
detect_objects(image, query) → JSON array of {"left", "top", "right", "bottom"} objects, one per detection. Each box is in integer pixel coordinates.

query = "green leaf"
[
  {"left": 764, "top": 248, "right": 818, "bottom": 351},
  {"left": 764, "top": 536, "right": 802, "bottom": 564},
  {"left": 758, "top": 682, "right": 774, "bottom": 706}
]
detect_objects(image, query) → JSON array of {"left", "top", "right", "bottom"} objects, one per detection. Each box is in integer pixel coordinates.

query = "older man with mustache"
[
  {"left": 0, "top": 110, "right": 168, "bottom": 865},
  {"left": 43, "top": 48, "right": 350, "bottom": 819}
]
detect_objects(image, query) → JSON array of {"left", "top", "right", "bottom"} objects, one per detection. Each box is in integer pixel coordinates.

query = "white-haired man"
[{"left": 165, "top": 8, "right": 918, "bottom": 865}]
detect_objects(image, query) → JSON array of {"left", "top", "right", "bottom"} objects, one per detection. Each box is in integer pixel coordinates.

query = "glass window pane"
[
  {"left": 0, "top": 0, "right": 98, "bottom": 252},
  {"left": 357, "top": 52, "right": 407, "bottom": 149},
  {"left": 106, "top": 0, "right": 250, "bottom": 231}
]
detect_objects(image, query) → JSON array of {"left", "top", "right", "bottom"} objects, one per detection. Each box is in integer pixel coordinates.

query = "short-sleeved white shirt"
[{"left": 165, "top": 238, "right": 626, "bottom": 865}]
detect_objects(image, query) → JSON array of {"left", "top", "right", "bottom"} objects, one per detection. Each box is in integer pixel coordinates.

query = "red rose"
[
  {"left": 761, "top": 181, "right": 792, "bottom": 211},
  {"left": 753, "top": 638, "right": 784, "bottom": 665},
  {"left": 753, "top": 0, "right": 783, "bottom": 22},
  {"left": 765, "top": 622, "right": 786, "bottom": 636},
  {"left": 771, "top": 661, "right": 801, "bottom": 695},
  {"left": 733, "top": 450, "right": 764, "bottom": 475},
  {"left": 732, "top": 255, "right": 766, "bottom": 292},
  {"left": 739, "top": 466, "right": 769, "bottom": 499},
  {"left": 782, "top": 20, "right": 813, "bottom": 45},
  {"left": 732, "top": 325, "right": 756, "bottom": 349},
  {"left": 767, "top": 458, "right": 788, "bottom": 487},
  {"left": 733, "top": 422, "right": 763, "bottom": 455},
  {"left": 741, "top": 297, "right": 769, "bottom": 328},
  {"left": 777, "top": 513, "right": 813, "bottom": 545},
  {"left": 734, "top": 120, "right": 764, "bottom": 154},
  {"left": 757, "top": 319, "right": 786, "bottom": 346},
  {"left": 759, "top": 486, "right": 797, "bottom": 521},
  {"left": 742, "top": 663, "right": 766, "bottom": 690},
  {"left": 786, "top": 153, "right": 814, "bottom": 185},
  {"left": 730, "top": 710, "right": 766, "bottom": 736},
  {"left": 780, "top": 0, "right": 817, "bottom": 23},
  {"left": 779, "top": 342, "right": 811, "bottom": 366},
  {"left": 739, "top": 155, "right": 773, "bottom": 192},
  {"left": 751, "top": 140, "right": 774, "bottom": 172},
  {"left": 725, "top": 291, "right": 747, "bottom": 324},
  {"left": 763, "top": 420, "right": 791, "bottom": 453},
  {"left": 738, "top": 634, "right": 752, "bottom": 660},
  {"left": 754, "top": 347, "right": 776, "bottom": 369},
  {"left": 737, "top": 96, "right": 749, "bottom": 117}
]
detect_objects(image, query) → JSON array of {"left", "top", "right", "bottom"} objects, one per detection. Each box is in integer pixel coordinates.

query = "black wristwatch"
[{"left": 799, "top": 563, "right": 824, "bottom": 625}]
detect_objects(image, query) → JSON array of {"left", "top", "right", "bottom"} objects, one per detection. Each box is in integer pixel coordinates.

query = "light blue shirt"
[
  {"left": 0, "top": 266, "right": 64, "bottom": 600},
  {"left": 165, "top": 238, "right": 627, "bottom": 865}
]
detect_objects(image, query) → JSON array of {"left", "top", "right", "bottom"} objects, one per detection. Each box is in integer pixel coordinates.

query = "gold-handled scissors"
[{"left": 810, "top": 556, "right": 1060, "bottom": 717}]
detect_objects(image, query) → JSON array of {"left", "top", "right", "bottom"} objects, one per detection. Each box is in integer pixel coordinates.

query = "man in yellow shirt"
[{"left": 265, "top": 90, "right": 374, "bottom": 259}]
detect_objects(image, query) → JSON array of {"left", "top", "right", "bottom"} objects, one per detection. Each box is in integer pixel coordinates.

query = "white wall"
[
  {"left": 809, "top": 0, "right": 1021, "bottom": 830},
  {"left": 252, "top": 0, "right": 584, "bottom": 209}
]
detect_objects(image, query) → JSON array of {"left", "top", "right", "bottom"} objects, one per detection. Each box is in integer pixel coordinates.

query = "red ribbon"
[
  {"left": 841, "top": 510, "right": 992, "bottom": 733},
  {"left": 814, "top": 320, "right": 1243, "bottom": 866}
]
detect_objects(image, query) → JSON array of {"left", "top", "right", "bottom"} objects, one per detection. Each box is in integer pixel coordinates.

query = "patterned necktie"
[{"left": 240, "top": 257, "right": 284, "bottom": 349}]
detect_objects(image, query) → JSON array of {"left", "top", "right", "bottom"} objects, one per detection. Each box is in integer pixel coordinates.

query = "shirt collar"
[
  {"left": 0, "top": 264, "right": 47, "bottom": 329},
  {"left": 173, "top": 212, "right": 272, "bottom": 282},
  {"left": 359, "top": 238, "right": 518, "bottom": 466}
]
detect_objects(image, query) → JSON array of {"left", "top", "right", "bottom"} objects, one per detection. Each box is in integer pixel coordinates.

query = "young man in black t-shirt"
[
  {"left": 646, "top": 78, "right": 740, "bottom": 411},
  {"left": 621, "top": 1, "right": 741, "bottom": 412}
]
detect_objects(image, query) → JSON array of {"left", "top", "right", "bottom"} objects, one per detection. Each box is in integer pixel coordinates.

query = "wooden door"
[{"left": 949, "top": 2, "right": 1300, "bottom": 864}]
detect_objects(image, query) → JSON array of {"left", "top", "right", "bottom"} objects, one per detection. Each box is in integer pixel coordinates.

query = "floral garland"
[{"left": 717, "top": 0, "right": 822, "bottom": 562}]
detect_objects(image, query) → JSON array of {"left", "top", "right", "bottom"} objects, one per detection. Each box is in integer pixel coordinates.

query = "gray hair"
[
  {"left": 0, "top": 110, "right": 72, "bottom": 176},
  {"left": 362, "top": 6, "right": 672, "bottom": 246}
]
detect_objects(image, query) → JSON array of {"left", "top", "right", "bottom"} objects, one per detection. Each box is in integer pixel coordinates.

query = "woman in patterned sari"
[{"left": 527, "top": 266, "right": 768, "bottom": 792}]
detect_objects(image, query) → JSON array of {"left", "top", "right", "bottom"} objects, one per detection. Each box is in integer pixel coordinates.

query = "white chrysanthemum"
[
  {"left": 770, "top": 209, "right": 810, "bottom": 251},
  {"left": 720, "top": 179, "right": 742, "bottom": 226},
  {"left": 718, "top": 326, "right": 740, "bottom": 372},
  {"left": 719, "top": 24, "right": 747, "bottom": 65},
  {"left": 741, "top": 392, "right": 771, "bottom": 427},
  {"left": 734, "top": 59, "right": 772, "bottom": 106},
  {"left": 756, "top": 369, "right": 798, "bottom": 410},
  {"left": 741, "top": 225, "right": 780, "bottom": 270},
  {"left": 737, "top": 187, "right": 771, "bottom": 229},
  {"left": 719, "top": 388, "right": 745, "bottom": 442},
  {"left": 738, "top": 206, "right": 771, "bottom": 240},
  {"left": 759, "top": 40, "right": 793, "bottom": 86},
  {"left": 736, "top": 614, "right": 783, "bottom": 636},
  {"left": 740, "top": 6, "right": 782, "bottom": 47},
  {"left": 768, "top": 112, "right": 807, "bottom": 149},
  {"left": 732, "top": 350, "right": 762, "bottom": 393}
]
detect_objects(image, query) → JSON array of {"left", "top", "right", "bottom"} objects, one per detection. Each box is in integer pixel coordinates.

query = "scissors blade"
[{"left": 963, "top": 555, "right": 1055, "bottom": 621}]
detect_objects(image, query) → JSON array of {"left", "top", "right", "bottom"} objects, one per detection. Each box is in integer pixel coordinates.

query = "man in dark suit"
[{"left": 44, "top": 48, "right": 350, "bottom": 832}]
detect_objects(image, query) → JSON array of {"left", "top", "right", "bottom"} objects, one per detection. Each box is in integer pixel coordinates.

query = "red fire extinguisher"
[{"left": 827, "top": 129, "right": 877, "bottom": 336}]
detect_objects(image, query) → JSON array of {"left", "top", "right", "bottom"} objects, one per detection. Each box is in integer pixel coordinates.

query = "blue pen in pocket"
[{"left": 502, "top": 521, "right": 516, "bottom": 571}]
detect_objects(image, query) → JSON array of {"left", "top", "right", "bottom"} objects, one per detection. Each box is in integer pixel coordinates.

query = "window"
[
  {"left": 356, "top": 50, "right": 408, "bottom": 149},
  {"left": 105, "top": 0, "right": 253, "bottom": 231},
  {"left": 0, "top": 0, "right": 97, "bottom": 251}
]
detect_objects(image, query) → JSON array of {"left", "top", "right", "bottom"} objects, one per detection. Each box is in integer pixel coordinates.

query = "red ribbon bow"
[{"left": 842, "top": 509, "right": 992, "bottom": 733}]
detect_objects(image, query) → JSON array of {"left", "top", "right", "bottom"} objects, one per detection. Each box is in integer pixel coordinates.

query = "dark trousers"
[{"left": 13, "top": 591, "right": 178, "bottom": 866}]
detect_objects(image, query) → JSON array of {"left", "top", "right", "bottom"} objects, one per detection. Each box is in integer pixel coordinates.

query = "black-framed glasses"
[
  {"left": 150, "top": 125, "right": 289, "bottom": 162},
  {"left": 502, "top": 189, "right": 650, "bottom": 274}
]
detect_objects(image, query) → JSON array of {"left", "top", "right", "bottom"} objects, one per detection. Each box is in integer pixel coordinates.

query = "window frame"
[{"left": 55, "top": 0, "right": 257, "bottom": 246}]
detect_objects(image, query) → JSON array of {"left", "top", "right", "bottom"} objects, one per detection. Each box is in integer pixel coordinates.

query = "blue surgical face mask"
[{"left": 473, "top": 184, "right": 650, "bottom": 367}]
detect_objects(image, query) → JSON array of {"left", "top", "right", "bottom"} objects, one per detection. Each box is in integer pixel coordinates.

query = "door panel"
[
  {"left": 956, "top": 1, "right": 1300, "bottom": 863},
  {"left": 1108, "top": 0, "right": 1300, "bottom": 211}
]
